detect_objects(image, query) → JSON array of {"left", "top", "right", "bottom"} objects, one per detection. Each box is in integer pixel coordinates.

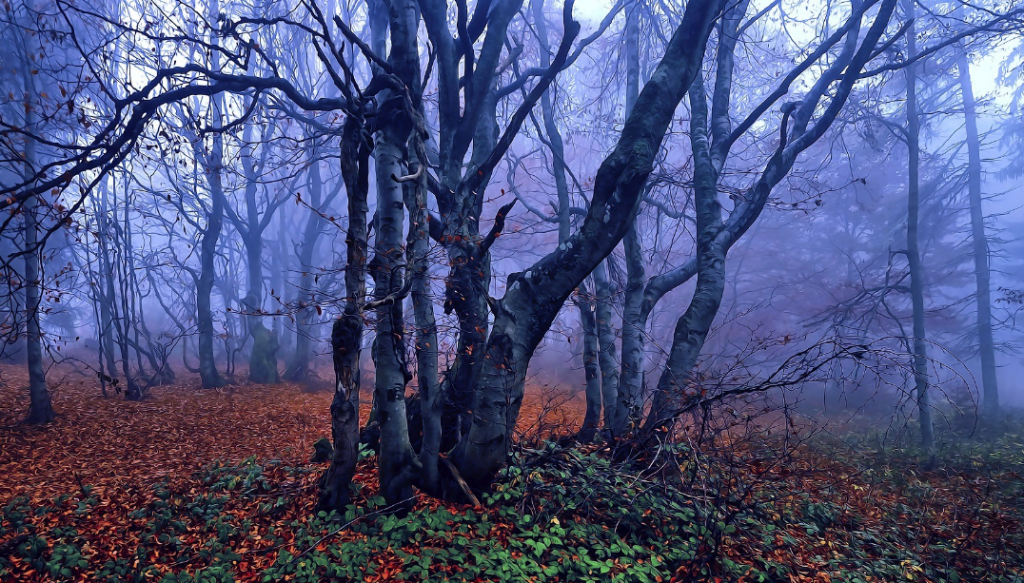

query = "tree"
[{"left": 957, "top": 48, "right": 1000, "bottom": 419}]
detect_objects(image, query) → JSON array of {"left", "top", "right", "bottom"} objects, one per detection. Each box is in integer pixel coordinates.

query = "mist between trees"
[{"left": 3, "top": 0, "right": 1024, "bottom": 577}]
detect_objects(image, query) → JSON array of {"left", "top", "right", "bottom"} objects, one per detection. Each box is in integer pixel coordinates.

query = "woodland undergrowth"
[{"left": 0, "top": 371, "right": 1022, "bottom": 583}]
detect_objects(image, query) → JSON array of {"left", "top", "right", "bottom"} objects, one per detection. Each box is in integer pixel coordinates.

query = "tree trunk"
[
  {"left": 644, "top": 78, "right": 725, "bottom": 431},
  {"left": 593, "top": 261, "right": 619, "bottom": 431},
  {"left": 197, "top": 133, "right": 225, "bottom": 389},
  {"left": 576, "top": 278, "right": 602, "bottom": 441},
  {"left": 371, "top": 122, "right": 419, "bottom": 506},
  {"left": 283, "top": 146, "right": 324, "bottom": 383},
  {"left": 318, "top": 118, "right": 370, "bottom": 514},
  {"left": 450, "top": 0, "right": 722, "bottom": 487},
  {"left": 405, "top": 141, "right": 441, "bottom": 493},
  {"left": 367, "top": 0, "right": 420, "bottom": 507},
  {"left": 22, "top": 121, "right": 53, "bottom": 423},
  {"left": 95, "top": 183, "right": 119, "bottom": 382},
  {"left": 957, "top": 51, "right": 999, "bottom": 420},
  {"left": 240, "top": 120, "right": 279, "bottom": 385},
  {"left": 244, "top": 235, "right": 279, "bottom": 384},
  {"left": 905, "top": 0, "right": 935, "bottom": 461},
  {"left": 615, "top": 0, "right": 644, "bottom": 437}
]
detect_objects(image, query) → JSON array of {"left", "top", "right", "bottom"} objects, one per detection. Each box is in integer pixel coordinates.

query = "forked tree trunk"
[
  {"left": 284, "top": 143, "right": 328, "bottom": 383},
  {"left": 640, "top": 0, "right": 892, "bottom": 432},
  {"left": 196, "top": 13, "right": 225, "bottom": 390},
  {"left": 239, "top": 119, "right": 279, "bottom": 385},
  {"left": 197, "top": 136, "right": 225, "bottom": 390},
  {"left": 644, "top": 79, "right": 725, "bottom": 431},
  {"left": 450, "top": 0, "right": 722, "bottom": 487},
  {"left": 406, "top": 143, "right": 441, "bottom": 493}
]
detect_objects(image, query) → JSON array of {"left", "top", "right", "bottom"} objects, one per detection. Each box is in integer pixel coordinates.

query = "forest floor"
[{"left": 0, "top": 365, "right": 1022, "bottom": 583}]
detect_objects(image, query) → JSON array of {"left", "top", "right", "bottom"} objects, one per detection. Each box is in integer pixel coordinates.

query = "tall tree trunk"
[
  {"left": 450, "top": 0, "right": 721, "bottom": 487},
  {"left": 367, "top": 0, "right": 419, "bottom": 507},
  {"left": 576, "top": 278, "right": 602, "bottom": 440},
  {"left": 593, "top": 261, "right": 619, "bottom": 430},
  {"left": 244, "top": 235, "right": 279, "bottom": 384},
  {"left": 318, "top": 119, "right": 370, "bottom": 513},
  {"left": 406, "top": 139, "right": 441, "bottom": 493},
  {"left": 197, "top": 131, "right": 225, "bottom": 389},
  {"left": 240, "top": 121, "right": 279, "bottom": 385},
  {"left": 96, "top": 183, "right": 119, "bottom": 381},
  {"left": 644, "top": 78, "right": 725, "bottom": 432},
  {"left": 284, "top": 146, "right": 325, "bottom": 383},
  {"left": 112, "top": 181, "right": 143, "bottom": 400},
  {"left": 22, "top": 112, "right": 53, "bottom": 424},
  {"left": 418, "top": 0, "right": 524, "bottom": 451},
  {"left": 957, "top": 51, "right": 999, "bottom": 420},
  {"left": 905, "top": 0, "right": 935, "bottom": 461},
  {"left": 385, "top": 0, "right": 442, "bottom": 494},
  {"left": 196, "top": 15, "right": 226, "bottom": 390},
  {"left": 615, "top": 0, "right": 644, "bottom": 437},
  {"left": 371, "top": 123, "right": 419, "bottom": 506}
]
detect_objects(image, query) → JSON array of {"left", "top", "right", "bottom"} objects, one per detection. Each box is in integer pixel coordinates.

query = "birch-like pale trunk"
[
  {"left": 593, "top": 261, "right": 619, "bottom": 430},
  {"left": 645, "top": 78, "right": 725, "bottom": 430},
  {"left": 367, "top": 0, "right": 420, "bottom": 506},
  {"left": 406, "top": 142, "right": 441, "bottom": 492},
  {"left": 385, "top": 0, "right": 443, "bottom": 495}
]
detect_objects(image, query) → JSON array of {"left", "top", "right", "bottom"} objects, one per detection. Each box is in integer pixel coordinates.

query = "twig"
[{"left": 441, "top": 456, "right": 482, "bottom": 508}]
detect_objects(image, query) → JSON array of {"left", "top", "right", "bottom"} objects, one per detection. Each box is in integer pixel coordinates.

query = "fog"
[{"left": 2, "top": 0, "right": 1024, "bottom": 519}]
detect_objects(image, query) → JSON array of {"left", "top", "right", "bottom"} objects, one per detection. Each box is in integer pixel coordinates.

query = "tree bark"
[
  {"left": 318, "top": 118, "right": 371, "bottom": 514},
  {"left": 197, "top": 133, "right": 226, "bottom": 389},
  {"left": 239, "top": 121, "right": 279, "bottom": 385},
  {"left": 644, "top": 78, "right": 725, "bottom": 431},
  {"left": 284, "top": 143, "right": 328, "bottom": 383},
  {"left": 366, "top": 0, "right": 420, "bottom": 507},
  {"left": 904, "top": 0, "right": 936, "bottom": 461},
  {"left": 196, "top": 20, "right": 226, "bottom": 390},
  {"left": 450, "top": 0, "right": 723, "bottom": 487},
  {"left": 615, "top": 1, "right": 643, "bottom": 438},
  {"left": 22, "top": 115, "right": 53, "bottom": 423},
  {"left": 576, "top": 278, "right": 602, "bottom": 440},
  {"left": 637, "top": 0, "right": 893, "bottom": 431},
  {"left": 592, "top": 261, "right": 619, "bottom": 431},
  {"left": 957, "top": 51, "right": 1000, "bottom": 420},
  {"left": 406, "top": 140, "right": 441, "bottom": 493}
]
